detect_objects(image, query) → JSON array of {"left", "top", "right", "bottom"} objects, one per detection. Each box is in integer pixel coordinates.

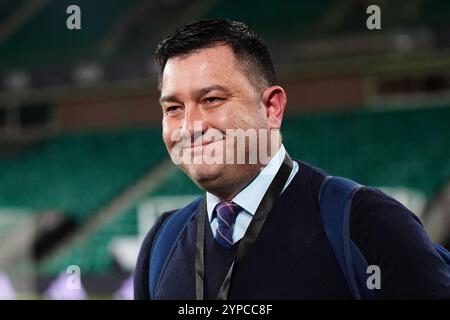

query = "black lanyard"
[{"left": 195, "top": 154, "right": 294, "bottom": 300}]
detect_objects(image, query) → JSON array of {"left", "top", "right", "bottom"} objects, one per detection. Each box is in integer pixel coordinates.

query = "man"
[{"left": 134, "top": 19, "right": 449, "bottom": 299}]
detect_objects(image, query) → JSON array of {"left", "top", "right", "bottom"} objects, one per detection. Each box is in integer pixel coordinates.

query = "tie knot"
[{"left": 215, "top": 201, "right": 241, "bottom": 227}]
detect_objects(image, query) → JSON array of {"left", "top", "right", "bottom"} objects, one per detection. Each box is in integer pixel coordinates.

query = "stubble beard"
[{"left": 178, "top": 152, "right": 262, "bottom": 200}]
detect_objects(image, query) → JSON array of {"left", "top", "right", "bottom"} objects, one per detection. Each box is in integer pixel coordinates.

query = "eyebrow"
[
  {"left": 159, "top": 85, "right": 231, "bottom": 105},
  {"left": 192, "top": 85, "right": 231, "bottom": 101},
  {"left": 159, "top": 94, "right": 183, "bottom": 105}
]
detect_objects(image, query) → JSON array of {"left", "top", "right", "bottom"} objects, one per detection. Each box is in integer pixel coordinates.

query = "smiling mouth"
[{"left": 182, "top": 139, "right": 224, "bottom": 150}]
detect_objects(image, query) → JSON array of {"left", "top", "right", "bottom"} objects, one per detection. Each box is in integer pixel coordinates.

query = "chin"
[{"left": 184, "top": 163, "right": 226, "bottom": 189}]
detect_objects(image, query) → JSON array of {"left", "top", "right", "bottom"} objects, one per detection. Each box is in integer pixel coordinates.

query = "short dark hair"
[{"left": 154, "top": 19, "right": 276, "bottom": 89}]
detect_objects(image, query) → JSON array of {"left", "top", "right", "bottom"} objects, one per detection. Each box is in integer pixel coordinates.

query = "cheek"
[
  {"left": 162, "top": 119, "right": 177, "bottom": 149},
  {"left": 212, "top": 103, "right": 248, "bottom": 127},
  {"left": 229, "top": 104, "right": 266, "bottom": 130}
]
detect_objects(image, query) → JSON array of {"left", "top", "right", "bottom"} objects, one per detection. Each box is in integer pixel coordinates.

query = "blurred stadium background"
[{"left": 0, "top": 0, "right": 449, "bottom": 299}]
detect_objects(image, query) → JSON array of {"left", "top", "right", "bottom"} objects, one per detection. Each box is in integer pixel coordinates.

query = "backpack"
[
  {"left": 148, "top": 176, "right": 450, "bottom": 299},
  {"left": 319, "top": 176, "right": 450, "bottom": 300}
]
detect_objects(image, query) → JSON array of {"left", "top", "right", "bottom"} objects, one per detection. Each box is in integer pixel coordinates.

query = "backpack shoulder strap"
[
  {"left": 319, "top": 176, "right": 375, "bottom": 300},
  {"left": 149, "top": 197, "right": 203, "bottom": 299},
  {"left": 432, "top": 243, "right": 450, "bottom": 268}
]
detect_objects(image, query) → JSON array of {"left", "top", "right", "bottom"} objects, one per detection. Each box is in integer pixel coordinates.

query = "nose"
[{"left": 182, "top": 105, "right": 208, "bottom": 143}]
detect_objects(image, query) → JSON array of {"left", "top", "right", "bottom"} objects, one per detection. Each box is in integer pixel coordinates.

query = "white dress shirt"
[{"left": 206, "top": 145, "right": 299, "bottom": 243}]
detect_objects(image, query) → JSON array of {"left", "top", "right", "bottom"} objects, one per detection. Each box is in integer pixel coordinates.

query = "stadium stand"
[
  {"left": 40, "top": 169, "right": 202, "bottom": 276},
  {"left": 0, "top": 0, "right": 138, "bottom": 69},
  {"left": 202, "top": 0, "right": 333, "bottom": 40},
  {"left": 0, "top": 0, "right": 27, "bottom": 24},
  {"left": 200, "top": 0, "right": 450, "bottom": 44},
  {"left": 2, "top": 0, "right": 450, "bottom": 71},
  {"left": 282, "top": 104, "right": 450, "bottom": 198},
  {"left": 41, "top": 205, "right": 139, "bottom": 275},
  {"left": 1, "top": 0, "right": 449, "bottom": 298},
  {"left": 0, "top": 127, "right": 166, "bottom": 221}
]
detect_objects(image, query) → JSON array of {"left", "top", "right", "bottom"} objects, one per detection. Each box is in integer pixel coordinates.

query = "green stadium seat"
[
  {"left": 0, "top": 0, "right": 138, "bottom": 69},
  {"left": 0, "top": 127, "right": 166, "bottom": 220}
]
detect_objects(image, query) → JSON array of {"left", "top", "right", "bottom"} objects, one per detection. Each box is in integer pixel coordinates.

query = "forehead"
[{"left": 161, "top": 45, "right": 252, "bottom": 94}]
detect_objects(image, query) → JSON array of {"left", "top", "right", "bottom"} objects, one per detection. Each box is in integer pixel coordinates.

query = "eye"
[
  {"left": 167, "top": 106, "right": 179, "bottom": 112},
  {"left": 204, "top": 97, "right": 224, "bottom": 104},
  {"left": 164, "top": 105, "right": 182, "bottom": 115}
]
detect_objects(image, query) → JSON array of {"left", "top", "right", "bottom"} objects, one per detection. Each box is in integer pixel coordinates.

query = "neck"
[
  {"left": 207, "top": 143, "right": 282, "bottom": 201},
  {"left": 211, "top": 165, "right": 263, "bottom": 201}
]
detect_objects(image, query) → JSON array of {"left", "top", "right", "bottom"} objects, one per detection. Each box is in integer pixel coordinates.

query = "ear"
[{"left": 260, "top": 86, "right": 287, "bottom": 130}]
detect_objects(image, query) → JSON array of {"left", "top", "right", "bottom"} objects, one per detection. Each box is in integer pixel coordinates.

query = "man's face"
[{"left": 160, "top": 44, "right": 275, "bottom": 198}]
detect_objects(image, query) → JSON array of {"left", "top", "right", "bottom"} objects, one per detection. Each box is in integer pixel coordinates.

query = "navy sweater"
[{"left": 134, "top": 160, "right": 450, "bottom": 299}]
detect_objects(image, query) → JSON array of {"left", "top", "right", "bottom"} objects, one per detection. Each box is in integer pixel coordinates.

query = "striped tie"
[{"left": 214, "top": 201, "right": 241, "bottom": 249}]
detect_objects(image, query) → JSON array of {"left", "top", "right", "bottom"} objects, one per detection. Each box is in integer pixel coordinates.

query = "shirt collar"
[{"left": 206, "top": 145, "right": 287, "bottom": 222}]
